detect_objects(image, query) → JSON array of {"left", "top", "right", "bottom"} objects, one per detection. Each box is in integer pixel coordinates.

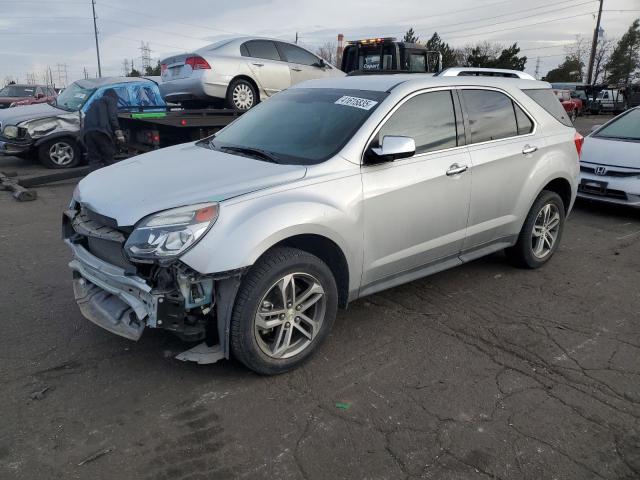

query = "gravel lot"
[{"left": 1, "top": 115, "right": 639, "bottom": 480}]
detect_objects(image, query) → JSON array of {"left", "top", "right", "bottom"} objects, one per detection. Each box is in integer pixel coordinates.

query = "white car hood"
[
  {"left": 582, "top": 135, "right": 640, "bottom": 169},
  {"left": 77, "top": 142, "right": 307, "bottom": 226}
]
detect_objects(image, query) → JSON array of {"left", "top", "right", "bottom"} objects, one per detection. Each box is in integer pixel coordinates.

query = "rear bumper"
[
  {"left": 159, "top": 72, "right": 228, "bottom": 102},
  {"left": 67, "top": 240, "right": 159, "bottom": 340}
]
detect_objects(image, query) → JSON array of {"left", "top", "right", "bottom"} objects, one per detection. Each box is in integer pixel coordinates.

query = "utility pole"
[
  {"left": 91, "top": 0, "right": 102, "bottom": 77},
  {"left": 586, "top": 0, "right": 604, "bottom": 85},
  {"left": 295, "top": 32, "right": 299, "bottom": 44}
]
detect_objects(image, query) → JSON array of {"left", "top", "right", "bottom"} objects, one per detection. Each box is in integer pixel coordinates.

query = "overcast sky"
[{"left": 1, "top": 0, "right": 638, "bottom": 86}]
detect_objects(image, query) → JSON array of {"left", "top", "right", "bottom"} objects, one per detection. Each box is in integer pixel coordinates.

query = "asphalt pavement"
[{"left": 1, "top": 115, "right": 639, "bottom": 480}]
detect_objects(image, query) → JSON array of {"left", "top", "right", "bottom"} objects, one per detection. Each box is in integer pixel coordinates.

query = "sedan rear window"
[
  {"left": 209, "top": 88, "right": 388, "bottom": 165},
  {"left": 523, "top": 88, "right": 573, "bottom": 127},
  {"left": 593, "top": 108, "right": 640, "bottom": 141}
]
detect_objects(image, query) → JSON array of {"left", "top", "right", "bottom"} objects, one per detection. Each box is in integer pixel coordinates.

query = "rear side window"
[
  {"left": 378, "top": 90, "right": 458, "bottom": 154},
  {"left": 242, "top": 40, "right": 281, "bottom": 61},
  {"left": 462, "top": 89, "right": 518, "bottom": 143},
  {"left": 277, "top": 43, "right": 319, "bottom": 66},
  {"left": 523, "top": 88, "right": 572, "bottom": 127}
]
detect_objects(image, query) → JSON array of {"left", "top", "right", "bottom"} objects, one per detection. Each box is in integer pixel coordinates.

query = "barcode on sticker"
[{"left": 335, "top": 96, "right": 378, "bottom": 110}]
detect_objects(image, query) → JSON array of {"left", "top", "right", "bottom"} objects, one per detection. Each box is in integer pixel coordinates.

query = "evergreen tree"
[
  {"left": 606, "top": 18, "right": 640, "bottom": 85},
  {"left": 403, "top": 28, "right": 419, "bottom": 44}
]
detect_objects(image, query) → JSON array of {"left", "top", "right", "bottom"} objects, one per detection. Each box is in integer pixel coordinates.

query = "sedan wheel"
[
  {"left": 232, "top": 83, "right": 255, "bottom": 110},
  {"left": 49, "top": 142, "right": 75, "bottom": 166}
]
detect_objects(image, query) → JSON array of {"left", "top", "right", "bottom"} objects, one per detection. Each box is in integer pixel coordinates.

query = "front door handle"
[
  {"left": 291, "top": 67, "right": 302, "bottom": 72},
  {"left": 522, "top": 145, "right": 538, "bottom": 155},
  {"left": 252, "top": 62, "right": 264, "bottom": 67},
  {"left": 446, "top": 163, "right": 468, "bottom": 176}
]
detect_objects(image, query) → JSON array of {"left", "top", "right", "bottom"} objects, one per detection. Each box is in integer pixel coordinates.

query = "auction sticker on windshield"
[{"left": 335, "top": 96, "right": 378, "bottom": 110}]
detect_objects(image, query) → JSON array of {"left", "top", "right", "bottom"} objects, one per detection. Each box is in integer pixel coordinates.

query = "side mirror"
[
  {"left": 367, "top": 135, "right": 416, "bottom": 163},
  {"left": 315, "top": 58, "right": 326, "bottom": 68},
  {"left": 590, "top": 124, "right": 602, "bottom": 133},
  {"left": 35, "top": 93, "right": 45, "bottom": 99}
]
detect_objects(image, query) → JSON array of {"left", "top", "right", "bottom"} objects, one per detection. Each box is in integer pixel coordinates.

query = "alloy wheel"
[
  {"left": 531, "top": 203, "right": 561, "bottom": 259},
  {"left": 254, "top": 272, "right": 326, "bottom": 359},
  {"left": 232, "top": 83, "right": 254, "bottom": 110},
  {"left": 49, "top": 142, "right": 74, "bottom": 166}
]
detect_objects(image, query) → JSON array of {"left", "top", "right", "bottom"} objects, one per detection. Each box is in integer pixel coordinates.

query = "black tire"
[
  {"left": 37, "top": 137, "right": 81, "bottom": 169},
  {"left": 506, "top": 190, "right": 566, "bottom": 269},
  {"left": 226, "top": 78, "right": 258, "bottom": 112},
  {"left": 569, "top": 109, "right": 577, "bottom": 122},
  {"left": 230, "top": 247, "right": 338, "bottom": 375}
]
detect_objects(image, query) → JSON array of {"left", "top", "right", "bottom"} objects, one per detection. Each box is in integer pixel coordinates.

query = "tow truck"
[{"left": 340, "top": 37, "right": 442, "bottom": 75}]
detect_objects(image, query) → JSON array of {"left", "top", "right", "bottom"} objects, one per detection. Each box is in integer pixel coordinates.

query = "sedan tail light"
[
  {"left": 185, "top": 56, "right": 211, "bottom": 70},
  {"left": 574, "top": 132, "right": 584, "bottom": 160}
]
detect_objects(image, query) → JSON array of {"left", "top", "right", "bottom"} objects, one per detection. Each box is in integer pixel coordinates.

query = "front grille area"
[
  {"left": 578, "top": 183, "right": 628, "bottom": 200},
  {"left": 581, "top": 165, "right": 640, "bottom": 178}
]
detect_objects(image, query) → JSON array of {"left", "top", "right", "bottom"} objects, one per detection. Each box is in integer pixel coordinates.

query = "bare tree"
[
  {"left": 592, "top": 36, "right": 614, "bottom": 84},
  {"left": 316, "top": 41, "right": 338, "bottom": 65},
  {"left": 564, "top": 35, "right": 589, "bottom": 81}
]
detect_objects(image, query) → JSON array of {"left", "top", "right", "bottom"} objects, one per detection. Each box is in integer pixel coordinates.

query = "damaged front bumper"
[
  {"left": 64, "top": 205, "right": 243, "bottom": 364},
  {"left": 0, "top": 137, "right": 32, "bottom": 156},
  {"left": 68, "top": 240, "right": 156, "bottom": 341}
]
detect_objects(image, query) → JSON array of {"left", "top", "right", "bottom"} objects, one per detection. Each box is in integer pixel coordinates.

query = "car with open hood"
[
  {"left": 0, "top": 77, "right": 165, "bottom": 168},
  {"left": 64, "top": 73, "right": 580, "bottom": 374}
]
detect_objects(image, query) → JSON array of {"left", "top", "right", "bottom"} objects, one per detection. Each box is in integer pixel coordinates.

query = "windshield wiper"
[{"left": 218, "top": 145, "right": 281, "bottom": 163}]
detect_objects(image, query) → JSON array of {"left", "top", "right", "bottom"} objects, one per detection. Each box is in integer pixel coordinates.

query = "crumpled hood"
[
  {"left": 582, "top": 135, "right": 640, "bottom": 169},
  {"left": 0, "top": 102, "right": 66, "bottom": 126},
  {"left": 77, "top": 142, "right": 307, "bottom": 226}
]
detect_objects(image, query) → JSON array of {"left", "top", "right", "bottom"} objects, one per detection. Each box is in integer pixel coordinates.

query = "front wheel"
[
  {"left": 230, "top": 247, "right": 338, "bottom": 375},
  {"left": 37, "top": 138, "right": 81, "bottom": 169},
  {"left": 506, "top": 191, "right": 566, "bottom": 269}
]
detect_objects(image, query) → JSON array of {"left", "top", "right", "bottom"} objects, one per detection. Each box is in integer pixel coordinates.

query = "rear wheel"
[
  {"left": 230, "top": 247, "right": 338, "bottom": 375},
  {"left": 226, "top": 78, "right": 257, "bottom": 112},
  {"left": 37, "top": 138, "right": 81, "bottom": 169},
  {"left": 506, "top": 191, "right": 565, "bottom": 269}
]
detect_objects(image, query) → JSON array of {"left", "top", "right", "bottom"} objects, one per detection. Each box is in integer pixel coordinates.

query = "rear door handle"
[
  {"left": 446, "top": 163, "right": 468, "bottom": 176},
  {"left": 252, "top": 62, "right": 264, "bottom": 67},
  {"left": 291, "top": 68, "right": 302, "bottom": 72},
  {"left": 522, "top": 145, "right": 538, "bottom": 155}
]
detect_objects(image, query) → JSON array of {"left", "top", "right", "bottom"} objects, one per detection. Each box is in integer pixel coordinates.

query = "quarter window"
[
  {"left": 277, "top": 43, "right": 320, "bottom": 66},
  {"left": 378, "top": 91, "right": 458, "bottom": 155},
  {"left": 462, "top": 89, "right": 530, "bottom": 143},
  {"left": 242, "top": 40, "right": 281, "bottom": 61}
]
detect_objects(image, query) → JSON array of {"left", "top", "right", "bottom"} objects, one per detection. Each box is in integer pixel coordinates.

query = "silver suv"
[{"left": 64, "top": 74, "right": 581, "bottom": 374}]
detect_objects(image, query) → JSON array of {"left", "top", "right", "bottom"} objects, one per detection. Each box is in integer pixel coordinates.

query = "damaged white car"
[{"left": 65, "top": 74, "right": 579, "bottom": 374}]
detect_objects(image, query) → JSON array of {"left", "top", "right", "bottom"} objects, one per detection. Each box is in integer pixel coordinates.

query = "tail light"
[
  {"left": 160, "top": 63, "right": 167, "bottom": 75},
  {"left": 574, "top": 132, "right": 584, "bottom": 160},
  {"left": 185, "top": 56, "right": 211, "bottom": 70}
]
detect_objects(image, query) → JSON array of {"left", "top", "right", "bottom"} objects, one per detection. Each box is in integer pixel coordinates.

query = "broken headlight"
[
  {"left": 2, "top": 125, "right": 18, "bottom": 139},
  {"left": 124, "top": 202, "right": 219, "bottom": 262}
]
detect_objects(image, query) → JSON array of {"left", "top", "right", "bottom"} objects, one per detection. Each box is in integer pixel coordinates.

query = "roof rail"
[{"left": 436, "top": 67, "right": 535, "bottom": 80}]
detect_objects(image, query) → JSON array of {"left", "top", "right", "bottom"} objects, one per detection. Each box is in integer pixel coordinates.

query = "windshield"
[
  {"left": 55, "top": 82, "right": 95, "bottom": 111},
  {"left": 594, "top": 108, "right": 640, "bottom": 141},
  {"left": 209, "top": 88, "right": 388, "bottom": 165},
  {"left": 0, "top": 85, "right": 35, "bottom": 98}
]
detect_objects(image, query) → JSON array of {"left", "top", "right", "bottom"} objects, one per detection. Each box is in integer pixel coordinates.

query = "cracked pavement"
[{"left": 1, "top": 123, "right": 639, "bottom": 479}]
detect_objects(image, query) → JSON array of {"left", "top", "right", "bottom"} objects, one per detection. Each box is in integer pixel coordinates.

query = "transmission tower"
[
  {"left": 140, "top": 42, "right": 152, "bottom": 72},
  {"left": 56, "top": 64, "right": 68, "bottom": 87},
  {"left": 122, "top": 58, "right": 130, "bottom": 76}
]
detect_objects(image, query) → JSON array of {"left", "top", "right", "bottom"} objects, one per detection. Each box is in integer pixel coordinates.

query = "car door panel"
[
  {"left": 243, "top": 40, "right": 291, "bottom": 96},
  {"left": 361, "top": 149, "right": 472, "bottom": 286},
  {"left": 360, "top": 89, "right": 471, "bottom": 288}
]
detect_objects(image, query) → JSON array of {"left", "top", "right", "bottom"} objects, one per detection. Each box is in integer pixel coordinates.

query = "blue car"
[{"left": 0, "top": 77, "right": 165, "bottom": 168}]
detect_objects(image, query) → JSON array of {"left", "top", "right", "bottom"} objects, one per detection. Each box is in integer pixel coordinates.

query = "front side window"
[
  {"left": 593, "top": 108, "right": 640, "bottom": 141},
  {"left": 377, "top": 90, "right": 458, "bottom": 155},
  {"left": 242, "top": 40, "right": 281, "bottom": 61},
  {"left": 208, "top": 88, "right": 388, "bottom": 165},
  {"left": 277, "top": 43, "right": 319, "bottom": 66},
  {"left": 462, "top": 89, "right": 518, "bottom": 143}
]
